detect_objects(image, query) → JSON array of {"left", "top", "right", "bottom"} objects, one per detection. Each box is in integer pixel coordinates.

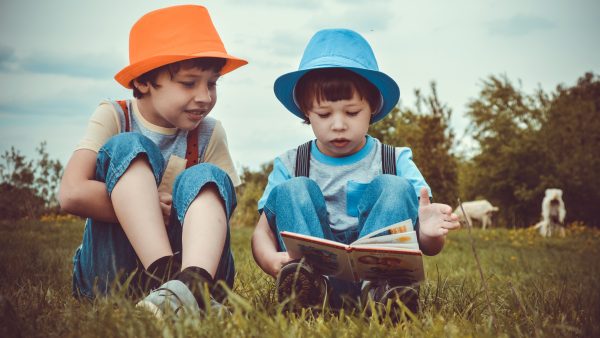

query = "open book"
[{"left": 281, "top": 219, "right": 424, "bottom": 283}]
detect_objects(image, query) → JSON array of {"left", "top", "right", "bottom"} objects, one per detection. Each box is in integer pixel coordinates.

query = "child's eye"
[
  {"left": 180, "top": 81, "right": 195, "bottom": 88},
  {"left": 347, "top": 111, "right": 360, "bottom": 116},
  {"left": 316, "top": 113, "right": 331, "bottom": 118}
]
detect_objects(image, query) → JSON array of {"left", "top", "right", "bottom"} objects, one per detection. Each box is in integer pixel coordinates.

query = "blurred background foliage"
[
  {"left": 1, "top": 73, "right": 598, "bottom": 228},
  {"left": 231, "top": 72, "right": 600, "bottom": 228}
]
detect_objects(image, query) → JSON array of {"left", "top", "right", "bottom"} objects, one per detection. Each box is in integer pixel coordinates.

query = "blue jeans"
[
  {"left": 72, "top": 133, "right": 236, "bottom": 299},
  {"left": 262, "top": 176, "right": 419, "bottom": 306}
]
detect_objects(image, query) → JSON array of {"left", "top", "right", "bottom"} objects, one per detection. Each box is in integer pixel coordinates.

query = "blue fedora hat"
[{"left": 274, "top": 28, "right": 400, "bottom": 123}]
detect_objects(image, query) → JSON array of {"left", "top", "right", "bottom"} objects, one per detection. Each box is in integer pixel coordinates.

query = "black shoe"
[
  {"left": 276, "top": 260, "right": 328, "bottom": 310},
  {"left": 174, "top": 266, "right": 230, "bottom": 315},
  {"left": 131, "top": 255, "right": 181, "bottom": 299},
  {"left": 361, "top": 280, "right": 420, "bottom": 320}
]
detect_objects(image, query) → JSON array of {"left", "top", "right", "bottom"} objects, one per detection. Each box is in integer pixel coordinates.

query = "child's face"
[
  {"left": 135, "top": 67, "right": 219, "bottom": 130},
  {"left": 306, "top": 91, "right": 372, "bottom": 157}
]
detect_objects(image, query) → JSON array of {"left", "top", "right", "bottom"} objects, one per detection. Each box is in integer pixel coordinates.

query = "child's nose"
[
  {"left": 194, "top": 84, "right": 212, "bottom": 103},
  {"left": 331, "top": 115, "right": 347, "bottom": 130}
]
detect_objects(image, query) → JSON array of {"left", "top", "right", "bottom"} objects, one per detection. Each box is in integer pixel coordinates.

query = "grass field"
[{"left": 1, "top": 218, "right": 599, "bottom": 337}]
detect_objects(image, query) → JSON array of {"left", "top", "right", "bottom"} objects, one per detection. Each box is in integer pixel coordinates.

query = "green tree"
[
  {"left": 0, "top": 142, "right": 64, "bottom": 220},
  {"left": 463, "top": 73, "right": 600, "bottom": 227},
  {"left": 463, "top": 75, "right": 547, "bottom": 227},
  {"left": 371, "top": 82, "right": 458, "bottom": 205},
  {"left": 34, "top": 141, "right": 64, "bottom": 211},
  {"left": 0, "top": 147, "right": 44, "bottom": 219},
  {"left": 538, "top": 72, "right": 600, "bottom": 226},
  {"left": 231, "top": 162, "right": 273, "bottom": 227}
]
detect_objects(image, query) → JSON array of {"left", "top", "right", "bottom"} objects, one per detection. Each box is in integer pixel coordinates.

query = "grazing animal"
[
  {"left": 533, "top": 188, "right": 566, "bottom": 237},
  {"left": 454, "top": 200, "right": 499, "bottom": 229}
]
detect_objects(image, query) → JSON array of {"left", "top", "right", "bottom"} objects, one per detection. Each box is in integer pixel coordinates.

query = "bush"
[{"left": 0, "top": 142, "right": 63, "bottom": 220}]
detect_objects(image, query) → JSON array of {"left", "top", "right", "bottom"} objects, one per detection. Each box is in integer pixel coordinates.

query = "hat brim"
[
  {"left": 115, "top": 52, "right": 248, "bottom": 88},
  {"left": 274, "top": 66, "right": 400, "bottom": 124}
]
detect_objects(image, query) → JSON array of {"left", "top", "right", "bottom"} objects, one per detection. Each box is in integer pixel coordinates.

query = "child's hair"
[
  {"left": 294, "top": 68, "right": 381, "bottom": 123},
  {"left": 132, "top": 57, "right": 227, "bottom": 98}
]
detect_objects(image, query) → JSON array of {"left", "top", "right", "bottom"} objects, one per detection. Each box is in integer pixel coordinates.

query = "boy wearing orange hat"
[{"left": 59, "top": 5, "right": 246, "bottom": 316}]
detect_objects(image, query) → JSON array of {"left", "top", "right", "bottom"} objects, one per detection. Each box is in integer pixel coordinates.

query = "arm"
[
  {"left": 417, "top": 188, "right": 460, "bottom": 255},
  {"left": 58, "top": 149, "right": 118, "bottom": 223},
  {"left": 251, "top": 212, "right": 292, "bottom": 277}
]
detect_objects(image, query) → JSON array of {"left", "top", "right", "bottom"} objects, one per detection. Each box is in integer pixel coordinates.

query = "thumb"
[{"left": 419, "top": 187, "right": 430, "bottom": 206}]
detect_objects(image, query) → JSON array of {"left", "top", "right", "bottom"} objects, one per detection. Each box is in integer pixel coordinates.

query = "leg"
[
  {"left": 262, "top": 177, "right": 334, "bottom": 250},
  {"left": 355, "top": 175, "right": 421, "bottom": 316},
  {"left": 356, "top": 175, "right": 419, "bottom": 238},
  {"left": 170, "top": 163, "right": 236, "bottom": 289},
  {"left": 73, "top": 133, "right": 166, "bottom": 299},
  {"left": 262, "top": 177, "right": 331, "bottom": 309},
  {"left": 136, "top": 164, "right": 236, "bottom": 318},
  {"left": 111, "top": 157, "right": 172, "bottom": 268}
]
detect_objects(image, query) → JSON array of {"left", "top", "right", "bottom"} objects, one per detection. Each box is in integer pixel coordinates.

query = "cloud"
[
  {"left": 20, "top": 52, "right": 121, "bottom": 79},
  {"left": 0, "top": 45, "right": 122, "bottom": 80},
  {"left": 306, "top": 4, "right": 394, "bottom": 32},
  {"left": 487, "top": 15, "right": 555, "bottom": 37},
  {"left": 225, "top": 0, "right": 321, "bottom": 8},
  {"left": 334, "top": 0, "right": 392, "bottom": 4},
  {"left": 0, "top": 45, "right": 17, "bottom": 71},
  {"left": 264, "top": 31, "right": 309, "bottom": 58}
]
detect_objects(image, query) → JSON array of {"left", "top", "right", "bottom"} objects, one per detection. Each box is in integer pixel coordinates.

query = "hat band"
[{"left": 300, "top": 55, "right": 377, "bottom": 72}]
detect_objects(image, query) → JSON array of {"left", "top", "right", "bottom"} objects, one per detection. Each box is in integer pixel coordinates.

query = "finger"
[
  {"left": 443, "top": 220, "right": 461, "bottom": 230},
  {"left": 160, "top": 202, "right": 171, "bottom": 216},
  {"left": 419, "top": 187, "right": 430, "bottom": 207},
  {"left": 439, "top": 204, "right": 452, "bottom": 214},
  {"left": 160, "top": 194, "right": 173, "bottom": 204}
]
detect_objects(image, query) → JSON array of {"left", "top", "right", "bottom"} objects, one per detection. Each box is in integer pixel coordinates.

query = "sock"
[
  {"left": 142, "top": 255, "right": 181, "bottom": 292},
  {"left": 175, "top": 266, "right": 214, "bottom": 309}
]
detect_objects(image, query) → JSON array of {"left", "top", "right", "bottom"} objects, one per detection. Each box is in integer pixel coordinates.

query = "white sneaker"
[{"left": 136, "top": 280, "right": 200, "bottom": 319}]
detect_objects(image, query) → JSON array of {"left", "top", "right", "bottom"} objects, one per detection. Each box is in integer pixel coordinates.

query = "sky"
[{"left": 1, "top": 0, "right": 599, "bottom": 172}]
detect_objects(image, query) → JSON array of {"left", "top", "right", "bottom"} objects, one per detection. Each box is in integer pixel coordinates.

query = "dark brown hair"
[
  {"left": 132, "top": 57, "right": 226, "bottom": 98},
  {"left": 294, "top": 68, "right": 381, "bottom": 123}
]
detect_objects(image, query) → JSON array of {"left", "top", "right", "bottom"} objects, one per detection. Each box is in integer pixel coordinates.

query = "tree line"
[
  {"left": 0, "top": 142, "right": 63, "bottom": 219},
  {"left": 1, "top": 73, "right": 598, "bottom": 227},
  {"left": 232, "top": 72, "right": 600, "bottom": 228}
]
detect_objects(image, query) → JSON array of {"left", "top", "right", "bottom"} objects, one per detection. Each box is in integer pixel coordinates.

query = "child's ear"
[{"left": 133, "top": 80, "right": 150, "bottom": 95}]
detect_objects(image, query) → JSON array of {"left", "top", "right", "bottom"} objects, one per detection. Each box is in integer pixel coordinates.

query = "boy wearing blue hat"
[{"left": 251, "top": 29, "right": 460, "bottom": 314}]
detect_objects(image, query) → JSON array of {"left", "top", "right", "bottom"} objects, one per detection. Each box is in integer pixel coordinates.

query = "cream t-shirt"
[{"left": 76, "top": 100, "right": 241, "bottom": 191}]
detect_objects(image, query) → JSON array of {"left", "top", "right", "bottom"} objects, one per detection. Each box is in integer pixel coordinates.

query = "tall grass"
[{"left": 1, "top": 219, "right": 598, "bottom": 337}]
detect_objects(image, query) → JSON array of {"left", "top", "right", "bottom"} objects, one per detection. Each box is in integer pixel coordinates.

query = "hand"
[
  {"left": 158, "top": 192, "right": 172, "bottom": 227},
  {"left": 418, "top": 187, "right": 460, "bottom": 238},
  {"left": 268, "top": 252, "right": 293, "bottom": 278}
]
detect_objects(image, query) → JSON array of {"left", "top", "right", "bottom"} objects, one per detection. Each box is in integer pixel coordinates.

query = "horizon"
[{"left": 1, "top": 0, "right": 599, "bottom": 171}]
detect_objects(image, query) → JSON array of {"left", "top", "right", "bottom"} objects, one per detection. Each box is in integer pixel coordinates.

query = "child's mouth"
[
  {"left": 186, "top": 111, "right": 206, "bottom": 121},
  {"left": 331, "top": 139, "right": 349, "bottom": 147}
]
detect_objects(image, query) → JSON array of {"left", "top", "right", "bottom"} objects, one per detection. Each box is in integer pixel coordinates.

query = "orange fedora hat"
[{"left": 115, "top": 5, "right": 247, "bottom": 88}]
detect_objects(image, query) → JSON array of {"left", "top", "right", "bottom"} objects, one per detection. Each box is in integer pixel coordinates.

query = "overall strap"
[
  {"left": 186, "top": 116, "right": 217, "bottom": 168},
  {"left": 381, "top": 143, "right": 397, "bottom": 175},
  {"left": 294, "top": 141, "right": 312, "bottom": 177},
  {"left": 116, "top": 100, "right": 131, "bottom": 132},
  {"left": 185, "top": 128, "right": 199, "bottom": 168}
]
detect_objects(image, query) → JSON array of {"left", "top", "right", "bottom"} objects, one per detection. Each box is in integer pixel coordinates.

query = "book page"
[
  {"left": 280, "top": 231, "right": 355, "bottom": 280},
  {"left": 352, "top": 231, "right": 418, "bottom": 249},
  {"left": 352, "top": 219, "right": 413, "bottom": 245},
  {"left": 349, "top": 247, "right": 425, "bottom": 283}
]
